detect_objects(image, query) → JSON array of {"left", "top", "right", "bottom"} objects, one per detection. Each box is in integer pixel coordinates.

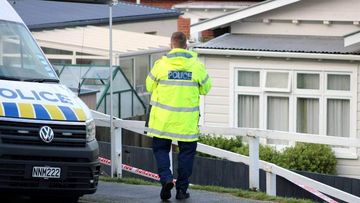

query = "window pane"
[
  {"left": 151, "top": 52, "right": 165, "bottom": 66},
  {"left": 120, "top": 59, "right": 134, "bottom": 86},
  {"left": 327, "top": 74, "right": 350, "bottom": 91},
  {"left": 267, "top": 97, "right": 289, "bottom": 144},
  {"left": 327, "top": 99, "right": 350, "bottom": 137},
  {"left": 238, "top": 71, "right": 259, "bottom": 87},
  {"left": 297, "top": 98, "right": 319, "bottom": 134},
  {"left": 76, "top": 59, "right": 108, "bottom": 65},
  {"left": 267, "top": 97, "right": 289, "bottom": 131},
  {"left": 297, "top": 73, "right": 319, "bottom": 89},
  {"left": 266, "top": 72, "right": 288, "bottom": 88},
  {"left": 41, "top": 47, "right": 72, "bottom": 55},
  {"left": 238, "top": 95, "right": 259, "bottom": 128},
  {"left": 135, "top": 55, "right": 150, "bottom": 93},
  {"left": 49, "top": 59, "right": 72, "bottom": 65}
]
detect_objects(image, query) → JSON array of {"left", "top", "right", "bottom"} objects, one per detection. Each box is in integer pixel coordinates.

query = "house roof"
[
  {"left": 173, "top": 1, "right": 257, "bottom": 10},
  {"left": 194, "top": 34, "right": 360, "bottom": 55},
  {"left": 33, "top": 26, "right": 170, "bottom": 56},
  {"left": 9, "top": 0, "right": 180, "bottom": 30},
  {"left": 190, "top": 0, "right": 300, "bottom": 34}
]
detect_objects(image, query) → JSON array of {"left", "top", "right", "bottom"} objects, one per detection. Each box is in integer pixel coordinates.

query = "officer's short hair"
[{"left": 171, "top": 32, "right": 187, "bottom": 48}]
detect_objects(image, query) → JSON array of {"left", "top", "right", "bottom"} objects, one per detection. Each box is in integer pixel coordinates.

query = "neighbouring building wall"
[
  {"left": 100, "top": 19, "right": 178, "bottom": 37},
  {"left": 231, "top": 0, "right": 360, "bottom": 36},
  {"left": 201, "top": 53, "right": 360, "bottom": 178}
]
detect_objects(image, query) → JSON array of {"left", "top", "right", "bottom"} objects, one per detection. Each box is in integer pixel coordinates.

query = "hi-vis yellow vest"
[{"left": 146, "top": 48, "right": 212, "bottom": 142}]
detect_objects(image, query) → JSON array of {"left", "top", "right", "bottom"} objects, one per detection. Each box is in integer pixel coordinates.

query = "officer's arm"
[
  {"left": 146, "top": 64, "right": 159, "bottom": 93},
  {"left": 199, "top": 65, "right": 212, "bottom": 95}
]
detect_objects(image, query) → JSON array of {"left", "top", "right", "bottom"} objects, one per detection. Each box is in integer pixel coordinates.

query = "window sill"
[{"left": 334, "top": 148, "right": 358, "bottom": 159}]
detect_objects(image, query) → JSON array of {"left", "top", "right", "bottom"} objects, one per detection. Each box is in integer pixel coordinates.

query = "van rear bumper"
[{"left": 0, "top": 140, "right": 100, "bottom": 195}]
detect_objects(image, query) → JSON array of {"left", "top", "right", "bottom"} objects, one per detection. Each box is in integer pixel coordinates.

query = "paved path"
[{"left": 80, "top": 181, "right": 270, "bottom": 203}]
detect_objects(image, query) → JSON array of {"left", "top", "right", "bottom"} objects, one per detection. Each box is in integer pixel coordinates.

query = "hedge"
[{"left": 198, "top": 135, "right": 337, "bottom": 174}]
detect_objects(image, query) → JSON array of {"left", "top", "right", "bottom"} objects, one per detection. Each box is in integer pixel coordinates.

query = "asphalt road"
[
  {"left": 80, "top": 181, "right": 269, "bottom": 203},
  {"left": 5, "top": 181, "right": 270, "bottom": 203}
]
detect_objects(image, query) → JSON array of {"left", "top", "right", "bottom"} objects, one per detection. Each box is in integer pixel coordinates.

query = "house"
[
  {"left": 9, "top": 0, "right": 180, "bottom": 37},
  {"left": 173, "top": 1, "right": 258, "bottom": 41},
  {"left": 123, "top": 0, "right": 263, "bottom": 39},
  {"left": 191, "top": 0, "right": 360, "bottom": 178}
]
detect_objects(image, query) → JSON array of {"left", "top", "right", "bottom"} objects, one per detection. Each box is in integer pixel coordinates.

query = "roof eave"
[
  {"left": 194, "top": 48, "right": 360, "bottom": 61},
  {"left": 190, "top": 0, "right": 301, "bottom": 34},
  {"left": 27, "top": 12, "right": 180, "bottom": 31}
]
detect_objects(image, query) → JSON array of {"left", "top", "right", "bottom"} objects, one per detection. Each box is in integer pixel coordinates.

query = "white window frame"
[
  {"left": 263, "top": 70, "right": 292, "bottom": 92},
  {"left": 325, "top": 72, "right": 352, "bottom": 95},
  {"left": 235, "top": 69, "right": 262, "bottom": 92},
  {"left": 294, "top": 71, "right": 322, "bottom": 95},
  {"left": 230, "top": 64, "right": 357, "bottom": 159}
]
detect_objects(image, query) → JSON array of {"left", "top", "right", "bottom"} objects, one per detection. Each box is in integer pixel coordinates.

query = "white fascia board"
[
  {"left": 344, "top": 31, "right": 360, "bottom": 47},
  {"left": 194, "top": 48, "right": 360, "bottom": 61},
  {"left": 190, "top": 0, "right": 301, "bottom": 33}
]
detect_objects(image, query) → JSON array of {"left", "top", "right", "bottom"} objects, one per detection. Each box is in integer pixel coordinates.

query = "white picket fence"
[{"left": 92, "top": 110, "right": 360, "bottom": 203}]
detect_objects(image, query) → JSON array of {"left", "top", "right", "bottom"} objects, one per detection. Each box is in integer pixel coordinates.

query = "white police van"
[{"left": 0, "top": 1, "right": 100, "bottom": 201}]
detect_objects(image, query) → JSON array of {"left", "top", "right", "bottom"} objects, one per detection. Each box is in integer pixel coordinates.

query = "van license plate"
[{"left": 32, "top": 166, "right": 61, "bottom": 179}]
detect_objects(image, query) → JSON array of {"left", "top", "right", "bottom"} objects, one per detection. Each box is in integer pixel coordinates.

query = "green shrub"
[
  {"left": 198, "top": 135, "right": 337, "bottom": 174},
  {"left": 199, "top": 134, "right": 243, "bottom": 151},
  {"left": 277, "top": 143, "right": 337, "bottom": 174},
  {"left": 232, "top": 144, "right": 280, "bottom": 163}
]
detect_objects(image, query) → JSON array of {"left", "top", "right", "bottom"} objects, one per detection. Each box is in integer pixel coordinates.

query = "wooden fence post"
[
  {"left": 266, "top": 171, "right": 276, "bottom": 195},
  {"left": 114, "top": 125, "right": 122, "bottom": 178},
  {"left": 248, "top": 134, "right": 259, "bottom": 190}
]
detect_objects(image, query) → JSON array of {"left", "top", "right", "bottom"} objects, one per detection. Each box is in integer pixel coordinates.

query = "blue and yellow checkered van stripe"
[{"left": 0, "top": 102, "right": 86, "bottom": 121}]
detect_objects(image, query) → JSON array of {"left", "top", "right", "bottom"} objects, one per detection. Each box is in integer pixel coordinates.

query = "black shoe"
[
  {"left": 160, "top": 181, "right": 174, "bottom": 201},
  {"left": 176, "top": 189, "right": 190, "bottom": 200}
]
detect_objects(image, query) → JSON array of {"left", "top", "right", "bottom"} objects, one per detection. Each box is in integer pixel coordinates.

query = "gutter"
[
  {"left": 194, "top": 48, "right": 360, "bottom": 61},
  {"left": 28, "top": 12, "right": 180, "bottom": 31},
  {"left": 118, "top": 47, "right": 169, "bottom": 58}
]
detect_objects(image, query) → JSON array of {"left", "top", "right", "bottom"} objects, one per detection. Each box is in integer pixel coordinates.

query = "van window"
[{"left": 0, "top": 20, "right": 58, "bottom": 82}]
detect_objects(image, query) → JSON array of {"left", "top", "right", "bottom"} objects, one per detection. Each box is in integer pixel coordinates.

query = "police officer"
[{"left": 146, "top": 32, "right": 212, "bottom": 201}]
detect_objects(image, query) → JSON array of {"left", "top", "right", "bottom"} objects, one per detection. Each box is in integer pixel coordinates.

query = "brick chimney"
[{"left": 177, "top": 16, "right": 191, "bottom": 39}]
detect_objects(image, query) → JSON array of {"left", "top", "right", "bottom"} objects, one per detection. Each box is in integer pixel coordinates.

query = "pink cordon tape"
[
  {"left": 98, "top": 156, "right": 111, "bottom": 166},
  {"left": 122, "top": 164, "right": 160, "bottom": 181},
  {"left": 98, "top": 156, "right": 173, "bottom": 182},
  {"left": 297, "top": 184, "right": 338, "bottom": 203}
]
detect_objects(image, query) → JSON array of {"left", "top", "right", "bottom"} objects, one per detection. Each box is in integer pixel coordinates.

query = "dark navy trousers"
[{"left": 152, "top": 137, "right": 197, "bottom": 192}]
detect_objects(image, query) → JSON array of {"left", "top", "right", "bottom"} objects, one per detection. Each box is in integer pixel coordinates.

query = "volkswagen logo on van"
[{"left": 39, "top": 126, "right": 54, "bottom": 143}]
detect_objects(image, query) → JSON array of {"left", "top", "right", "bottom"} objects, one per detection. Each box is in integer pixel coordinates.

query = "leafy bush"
[
  {"left": 277, "top": 143, "right": 337, "bottom": 174},
  {"left": 199, "top": 134, "right": 243, "bottom": 151},
  {"left": 232, "top": 144, "right": 280, "bottom": 163},
  {"left": 198, "top": 135, "right": 337, "bottom": 174}
]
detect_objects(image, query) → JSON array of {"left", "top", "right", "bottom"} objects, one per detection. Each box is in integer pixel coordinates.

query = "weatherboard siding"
[{"left": 203, "top": 56, "right": 230, "bottom": 127}]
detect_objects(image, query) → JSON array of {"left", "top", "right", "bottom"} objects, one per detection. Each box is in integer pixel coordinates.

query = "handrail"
[
  {"left": 92, "top": 110, "right": 360, "bottom": 202},
  {"left": 200, "top": 126, "right": 360, "bottom": 148}
]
